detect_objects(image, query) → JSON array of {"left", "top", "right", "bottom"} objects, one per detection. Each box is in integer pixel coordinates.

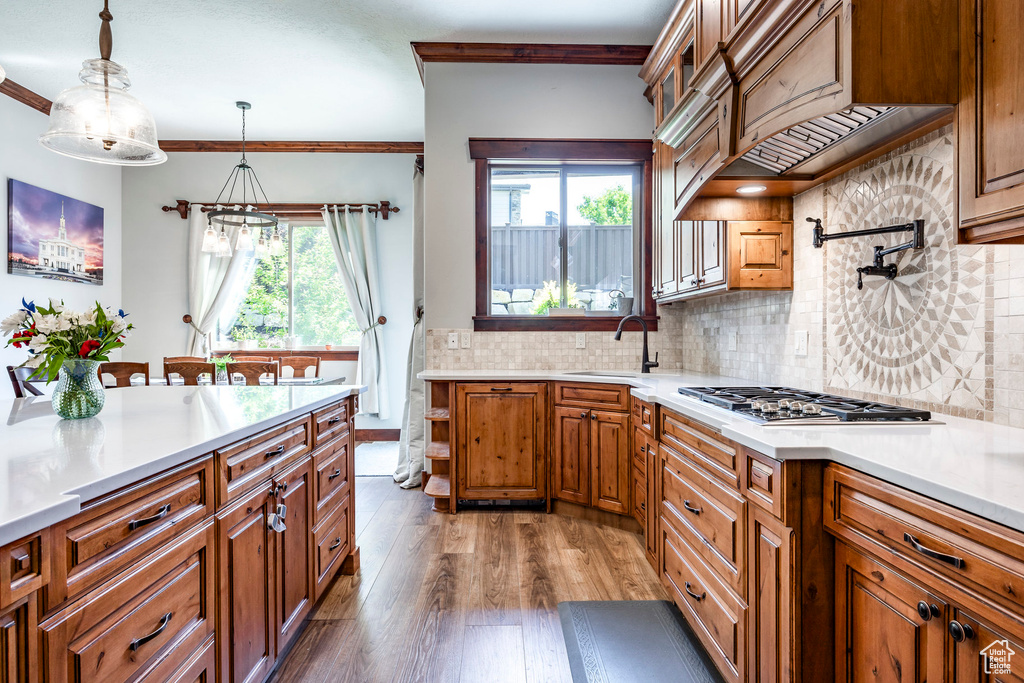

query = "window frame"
[{"left": 470, "top": 138, "right": 657, "bottom": 332}]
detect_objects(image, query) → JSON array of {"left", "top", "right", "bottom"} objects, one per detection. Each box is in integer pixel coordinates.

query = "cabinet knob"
[
  {"left": 581, "top": 412, "right": 587, "bottom": 418},
  {"left": 949, "top": 620, "right": 975, "bottom": 643},
  {"left": 591, "top": 413, "right": 597, "bottom": 420},
  {"left": 917, "top": 601, "right": 936, "bottom": 621}
]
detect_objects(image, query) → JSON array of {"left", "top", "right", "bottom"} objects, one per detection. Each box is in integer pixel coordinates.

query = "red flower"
[
  {"left": 79, "top": 340, "right": 102, "bottom": 357},
  {"left": 10, "top": 330, "right": 34, "bottom": 348}
]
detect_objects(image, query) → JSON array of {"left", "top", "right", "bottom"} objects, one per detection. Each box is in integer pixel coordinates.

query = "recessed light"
[{"left": 736, "top": 184, "right": 767, "bottom": 194}]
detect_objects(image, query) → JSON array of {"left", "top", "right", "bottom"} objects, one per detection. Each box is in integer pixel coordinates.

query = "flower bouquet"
[{"left": 2, "top": 298, "right": 133, "bottom": 419}]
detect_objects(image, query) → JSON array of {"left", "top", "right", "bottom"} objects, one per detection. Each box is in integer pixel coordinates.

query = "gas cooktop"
[{"left": 677, "top": 386, "right": 932, "bottom": 424}]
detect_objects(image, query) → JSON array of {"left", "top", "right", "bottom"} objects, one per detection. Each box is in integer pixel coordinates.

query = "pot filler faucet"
[
  {"left": 808, "top": 217, "right": 925, "bottom": 290},
  {"left": 614, "top": 315, "right": 659, "bottom": 373}
]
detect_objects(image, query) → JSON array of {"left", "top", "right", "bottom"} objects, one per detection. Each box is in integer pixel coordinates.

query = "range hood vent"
[{"left": 741, "top": 107, "right": 894, "bottom": 174}]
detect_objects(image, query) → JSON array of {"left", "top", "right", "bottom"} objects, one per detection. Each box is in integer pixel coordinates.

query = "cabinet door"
[
  {"left": 456, "top": 383, "right": 548, "bottom": 500},
  {"left": 590, "top": 410, "right": 630, "bottom": 515},
  {"left": 696, "top": 0, "right": 723, "bottom": 69},
  {"left": 0, "top": 595, "right": 36, "bottom": 683},
  {"left": 654, "top": 142, "right": 678, "bottom": 299},
  {"left": 645, "top": 443, "right": 659, "bottom": 570},
  {"left": 951, "top": 608, "right": 1024, "bottom": 683},
  {"left": 676, "top": 220, "right": 700, "bottom": 294},
  {"left": 958, "top": 0, "right": 1024, "bottom": 240},
  {"left": 276, "top": 458, "right": 314, "bottom": 649},
  {"left": 727, "top": 221, "right": 793, "bottom": 290},
  {"left": 699, "top": 221, "right": 726, "bottom": 289},
  {"left": 553, "top": 407, "right": 590, "bottom": 505},
  {"left": 835, "top": 544, "right": 947, "bottom": 683},
  {"left": 748, "top": 507, "right": 794, "bottom": 683},
  {"left": 217, "top": 484, "right": 277, "bottom": 683}
]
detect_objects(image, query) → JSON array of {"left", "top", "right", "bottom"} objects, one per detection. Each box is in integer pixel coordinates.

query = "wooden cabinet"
[
  {"left": 275, "top": 457, "right": 314, "bottom": 648},
  {"left": 0, "top": 595, "right": 37, "bottom": 683},
  {"left": 590, "top": 410, "right": 630, "bottom": 515},
  {"left": 747, "top": 506, "right": 792, "bottom": 683},
  {"left": 952, "top": 608, "right": 1024, "bottom": 682},
  {"left": 553, "top": 407, "right": 590, "bottom": 505},
  {"left": 958, "top": 0, "right": 1024, "bottom": 243},
  {"left": 456, "top": 382, "right": 548, "bottom": 500}
]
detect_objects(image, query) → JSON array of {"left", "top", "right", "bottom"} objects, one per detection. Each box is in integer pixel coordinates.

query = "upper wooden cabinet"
[{"left": 958, "top": 0, "right": 1024, "bottom": 243}]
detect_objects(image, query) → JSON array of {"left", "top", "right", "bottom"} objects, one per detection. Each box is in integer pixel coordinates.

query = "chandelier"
[
  {"left": 39, "top": 1, "right": 166, "bottom": 166},
  {"left": 202, "top": 102, "right": 280, "bottom": 259}
]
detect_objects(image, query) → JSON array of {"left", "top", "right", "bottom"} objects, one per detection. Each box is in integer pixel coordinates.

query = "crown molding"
[{"left": 411, "top": 42, "right": 652, "bottom": 82}]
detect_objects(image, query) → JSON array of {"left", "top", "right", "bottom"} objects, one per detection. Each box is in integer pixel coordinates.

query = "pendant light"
[
  {"left": 39, "top": 1, "right": 166, "bottom": 166},
  {"left": 0, "top": 64, "right": 6, "bottom": 85},
  {"left": 203, "top": 102, "right": 279, "bottom": 258},
  {"left": 253, "top": 229, "right": 269, "bottom": 260}
]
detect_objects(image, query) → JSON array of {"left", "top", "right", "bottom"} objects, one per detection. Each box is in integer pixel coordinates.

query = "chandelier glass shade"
[{"left": 38, "top": 3, "right": 166, "bottom": 166}]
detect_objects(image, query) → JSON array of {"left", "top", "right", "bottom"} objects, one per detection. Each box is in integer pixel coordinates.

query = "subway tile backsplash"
[{"left": 427, "top": 126, "right": 1024, "bottom": 429}]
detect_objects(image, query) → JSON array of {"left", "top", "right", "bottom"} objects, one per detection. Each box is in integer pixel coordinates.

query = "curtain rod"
[{"left": 161, "top": 199, "right": 400, "bottom": 221}]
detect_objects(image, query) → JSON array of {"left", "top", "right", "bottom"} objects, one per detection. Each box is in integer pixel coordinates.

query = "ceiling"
[{"left": 0, "top": 0, "right": 674, "bottom": 141}]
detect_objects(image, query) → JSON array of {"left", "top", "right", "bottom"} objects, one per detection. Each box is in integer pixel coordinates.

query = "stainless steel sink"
[{"left": 565, "top": 370, "right": 639, "bottom": 378}]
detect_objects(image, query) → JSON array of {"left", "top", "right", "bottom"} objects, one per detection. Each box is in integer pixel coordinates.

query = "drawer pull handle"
[
  {"left": 490, "top": 387, "right": 513, "bottom": 391},
  {"left": 328, "top": 468, "right": 342, "bottom": 481},
  {"left": 265, "top": 444, "right": 286, "bottom": 458},
  {"left": 327, "top": 417, "right": 342, "bottom": 425},
  {"left": 128, "top": 504, "right": 171, "bottom": 531},
  {"left": 129, "top": 612, "right": 172, "bottom": 652},
  {"left": 683, "top": 500, "right": 703, "bottom": 515},
  {"left": 949, "top": 620, "right": 975, "bottom": 643},
  {"left": 640, "top": 446, "right": 646, "bottom": 453},
  {"left": 683, "top": 582, "right": 706, "bottom": 602},
  {"left": 329, "top": 537, "right": 343, "bottom": 551},
  {"left": 640, "top": 502, "right": 646, "bottom": 511},
  {"left": 903, "top": 532, "right": 964, "bottom": 569}
]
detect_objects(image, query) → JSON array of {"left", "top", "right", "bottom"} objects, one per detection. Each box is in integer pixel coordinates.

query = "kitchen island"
[{"left": 0, "top": 384, "right": 362, "bottom": 683}]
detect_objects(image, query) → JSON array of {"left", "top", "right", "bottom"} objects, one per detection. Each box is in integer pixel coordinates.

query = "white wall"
[
  {"left": 423, "top": 62, "right": 653, "bottom": 329},
  {"left": 0, "top": 97, "right": 123, "bottom": 398},
  {"left": 120, "top": 152, "right": 416, "bottom": 429}
]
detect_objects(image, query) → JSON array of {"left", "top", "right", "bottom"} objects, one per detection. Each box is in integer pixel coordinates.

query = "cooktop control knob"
[
  {"left": 751, "top": 400, "right": 766, "bottom": 411},
  {"left": 788, "top": 401, "right": 804, "bottom": 411},
  {"left": 761, "top": 402, "right": 780, "bottom": 413},
  {"left": 802, "top": 404, "right": 822, "bottom": 415}
]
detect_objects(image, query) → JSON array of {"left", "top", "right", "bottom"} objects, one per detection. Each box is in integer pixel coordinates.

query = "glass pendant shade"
[
  {"left": 40, "top": 59, "right": 167, "bottom": 166},
  {"left": 254, "top": 231, "right": 268, "bottom": 260},
  {"left": 214, "top": 230, "right": 233, "bottom": 258},
  {"left": 201, "top": 224, "right": 218, "bottom": 253},
  {"left": 235, "top": 224, "right": 254, "bottom": 251},
  {"left": 269, "top": 230, "right": 285, "bottom": 257},
  {"left": 0, "top": 64, "right": 6, "bottom": 85}
]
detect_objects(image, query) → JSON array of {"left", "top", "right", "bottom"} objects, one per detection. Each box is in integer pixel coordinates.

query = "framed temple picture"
[{"left": 7, "top": 178, "right": 104, "bottom": 285}]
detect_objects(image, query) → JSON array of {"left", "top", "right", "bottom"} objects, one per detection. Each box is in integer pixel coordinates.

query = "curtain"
[
  {"left": 395, "top": 162, "right": 426, "bottom": 488},
  {"left": 321, "top": 205, "right": 390, "bottom": 418},
  {"left": 185, "top": 205, "right": 255, "bottom": 356}
]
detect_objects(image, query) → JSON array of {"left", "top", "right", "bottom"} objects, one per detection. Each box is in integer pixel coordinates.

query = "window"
[
  {"left": 470, "top": 139, "right": 655, "bottom": 331},
  {"left": 216, "top": 223, "right": 359, "bottom": 348}
]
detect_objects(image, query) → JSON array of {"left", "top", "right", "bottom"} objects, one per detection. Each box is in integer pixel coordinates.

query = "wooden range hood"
[{"left": 646, "top": 0, "right": 957, "bottom": 203}]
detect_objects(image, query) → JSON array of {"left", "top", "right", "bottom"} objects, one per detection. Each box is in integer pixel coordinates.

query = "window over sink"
[{"left": 470, "top": 139, "right": 656, "bottom": 331}]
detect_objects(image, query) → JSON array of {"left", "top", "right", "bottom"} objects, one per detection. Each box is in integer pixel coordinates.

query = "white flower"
[
  {"left": 111, "top": 317, "right": 127, "bottom": 334},
  {"left": 23, "top": 354, "right": 44, "bottom": 369},
  {"left": 76, "top": 308, "right": 98, "bottom": 326},
  {"left": 0, "top": 310, "right": 28, "bottom": 335},
  {"left": 48, "top": 298, "right": 64, "bottom": 313},
  {"left": 27, "top": 333, "right": 49, "bottom": 352},
  {"left": 33, "top": 313, "right": 71, "bottom": 335}
]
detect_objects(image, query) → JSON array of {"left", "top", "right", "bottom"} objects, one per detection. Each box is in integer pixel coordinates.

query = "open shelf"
[
  {"left": 425, "top": 379, "right": 456, "bottom": 514},
  {"left": 425, "top": 442, "right": 450, "bottom": 461},
  {"left": 425, "top": 407, "right": 451, "bottom": 421},
  {"left": 424, "top": 473, "right": 451, "bottom": 498}
]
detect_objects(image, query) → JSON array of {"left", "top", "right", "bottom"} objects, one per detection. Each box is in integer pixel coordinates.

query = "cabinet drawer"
[
  {"left": 661, "top": 445, "right": 745, "bottom": 595},
  {"left": 661, "top": 521, "right": 744, "bottom": 682},
  {"left": 745, "top": 449, "right": 782, "bottom": 516},
  {"left": 40, "top": 520, "right": 215, "bottom": 683},
  {"left": 313, "top": 496, "right": 350, "bottom": 599},
  {"left": 137, "top": 634, "right": 215, "bottom": 683},
  {"left": 313, "top": 400, "right": 351, "bottom": 446},
  {"left": 661, "top": 409, "right": 741, "bottom": 488},
  {"left": 314, "top": 439, "right": 351, "bottom": 524},
  {"left": 0, "top": 531, "right": 48, "bottom": 609},
  {"left": 633, "top": 428, "right": 653, "bottom": 472},
  {"left": 553, "top": 382, "right": 630, "bottom": 411},
  {"left": 50, "top": 457, "right": 214, "bottom": 611},
  {"left": 633, "top": 465, "right": 648, "bottom": 523},
  {"left": 216, "top": 415, "right": 311, "bottom": 504},
  {"left": 825, "top": 464, "right": 1024, "bottom": 615}
]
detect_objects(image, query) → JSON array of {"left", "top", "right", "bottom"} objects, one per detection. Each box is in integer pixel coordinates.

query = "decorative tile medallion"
[{"left": 823, "top": 133, "right": 989, "bottom": 412}]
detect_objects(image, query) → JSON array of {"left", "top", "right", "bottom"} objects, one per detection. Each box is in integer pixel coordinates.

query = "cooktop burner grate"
[{"left": 677, "top": 386, "right": 932, "bottom": 423}]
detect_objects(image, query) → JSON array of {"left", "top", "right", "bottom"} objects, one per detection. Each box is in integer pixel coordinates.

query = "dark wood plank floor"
[{"left": 272, "top": 476, "right": 667, "bottom": 683}]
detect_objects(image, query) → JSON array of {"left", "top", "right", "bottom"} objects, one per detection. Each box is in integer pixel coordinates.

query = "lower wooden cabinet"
[
  {"left": 553, "top": 406, "right": 590, "bottom": 505},
  {"left": 455, "top": 382, "right": 548, "bottom": 500},
  {"left": 553, "top": 406, "right": 631, "bottom": 514},
  {"left": 747, "top": 507, "right": 793, "bottom": 683},
  {"left": 276, "top": 457, "right": 314, "bottom": 648},
  {"left": 952, "top": 608, "right": 1024, "bottom": 682},
  {"left": 0, "top": 594, "right": 37, "bottom": 683}
]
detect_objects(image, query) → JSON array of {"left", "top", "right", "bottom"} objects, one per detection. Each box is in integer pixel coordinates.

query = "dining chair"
[
  {"left": 6, "top": 365, "right": 44, "bottom": 398},
  {"left": 232, "top": 355, "right": 273, "bottom": 362},
  {"left": 99, "top": 361, "right": 150, "bottom": 387},
  {"left": 279, "top": 356, "right": 321, "bottom": 378},
  {"left": 227, "top": 361, "right": 279, "bottom": 386},
  {"left": 164, "top": 361, "right": 216, "bottom": 386},
  {"left": 163, "top": 356, "right": 206, "bottom": 364}
]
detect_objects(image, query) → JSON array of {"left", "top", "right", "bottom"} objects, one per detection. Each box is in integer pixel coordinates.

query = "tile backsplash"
[{"left": 426, "top": 126, "right": 1024, "bottom": 428}]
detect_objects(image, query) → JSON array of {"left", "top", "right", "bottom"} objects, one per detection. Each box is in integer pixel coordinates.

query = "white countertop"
[
  {"left": 420, "top": 369, "right": 1024, "bottom": 533},
  {"left": 0, "top": 385, "right": 363, "bottom": 547}
]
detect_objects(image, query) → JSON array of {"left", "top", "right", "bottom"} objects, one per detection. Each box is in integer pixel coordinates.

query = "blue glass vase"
[{"left": 51, "top": 359, "right": 105, "bottom": 419}]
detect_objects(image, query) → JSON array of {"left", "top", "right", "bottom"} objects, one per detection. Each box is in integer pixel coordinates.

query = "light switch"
[
  {"left": 576, "top": 333, "right": 586, "bottom": 349},
  {"left": 728, "top": 331, "right": 738, "bottom": 352},
  {"left": 447, "top": 332, "right": 459, "bottom": 350},
  {"left": 795, "top": 330, "right": 808, "bottom": 357}
]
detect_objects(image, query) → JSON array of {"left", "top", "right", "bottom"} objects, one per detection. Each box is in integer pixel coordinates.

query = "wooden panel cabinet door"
[
  {"left": 727, "top": 221, "right": 793, "bottom": 290},
  {"left": 553, "top": 406, "right": 590, "bottom": 505},
  {"left": 654, "top": 141, "right": 678, "bottom": 299},
  {"left": 747, "top": 507, "right": 794, "bottom": 683},
  {"left": 217, "top": 484, "right": 277, "bottom": 683},
  {"left": 951, "top": 608, "right": 1024, "bottom": 682},
  {"left": 958, "top": 0, "right": 1024, "bottom": 241},
  {"left": 456, "top": 383, "right": 548, "bottom": 500},
  {"left": 0, "top": 595, "right": 36, "bottom": 683},
  {"left": 275, "top": 457, "right": 314, "bottom": 649},
  {"left": 696, "top": 0, "right": 723, "bottom": 69},
  {"left": 835, "top": 543, "right": 947, "bottom": 683},
  {"left": 590, "top": 410, "right": 630, "bottom": 515},
  {"left": 645, "top": 444, "right": 659, "bottom": 570},
  {"left": 699, "top": 221, "right": 726, "bottom": 289}
]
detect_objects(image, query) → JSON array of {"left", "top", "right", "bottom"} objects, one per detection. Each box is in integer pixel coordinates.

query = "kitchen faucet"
[{"left": 613, "top": 315, "right": 659, "bottom": 373}]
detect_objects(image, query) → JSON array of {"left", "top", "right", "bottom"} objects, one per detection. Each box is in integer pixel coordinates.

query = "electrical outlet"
[
  {"left": 576, "top": 333, "right": 586, "bottom": 349},
  {"left": 460, "top": 331, "right": 471, "bottom": 349},
  {"left": 728, "top": 331, "right": 738, "bottom": 352},
  {"left": 447, "top": 332, "right": 459, "bottom": 350},
  {"left": 795, "top": 330, "right": 808, "bottom": 357}
]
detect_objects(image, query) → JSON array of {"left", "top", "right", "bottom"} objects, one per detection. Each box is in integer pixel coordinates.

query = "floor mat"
[
  {"left": 355, "top": 441, "right": 398, "bottom": 477},
  {"left": 558, "top": 600, "right": 724, "bottom": 683}
]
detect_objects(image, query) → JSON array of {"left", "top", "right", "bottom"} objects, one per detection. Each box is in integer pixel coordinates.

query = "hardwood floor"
[{"left": 271, "top": 476, "right": 667, "bottom": 683}]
